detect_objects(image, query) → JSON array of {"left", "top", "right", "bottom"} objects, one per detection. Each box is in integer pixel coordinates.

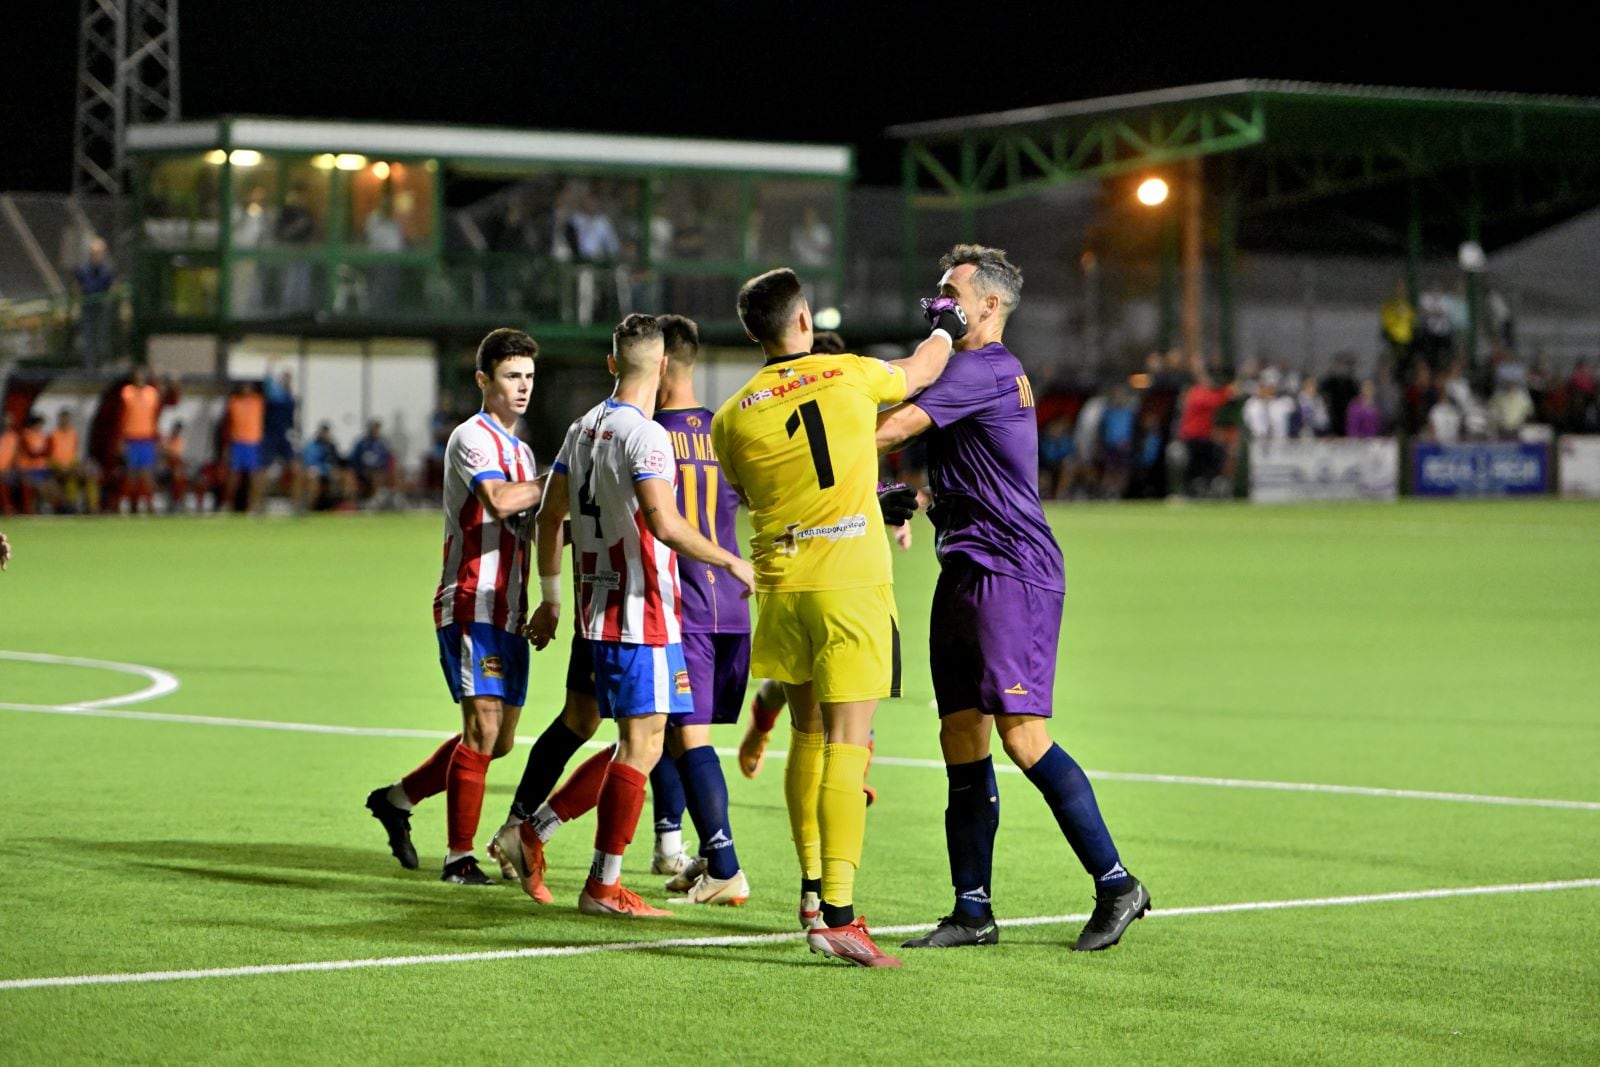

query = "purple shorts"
[
  {"left": 929, "top": 560, "right": 1061, "bottom": 718},
  {"left": 678, "top": 630, "right": 751, "bottom": 726}
]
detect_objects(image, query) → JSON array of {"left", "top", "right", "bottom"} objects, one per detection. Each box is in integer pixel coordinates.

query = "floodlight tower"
[{"left": 71, "top": 0, "right": 181, "bottom": 197}]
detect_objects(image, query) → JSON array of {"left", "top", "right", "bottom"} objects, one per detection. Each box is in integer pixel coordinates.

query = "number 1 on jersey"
[{"left": 785, "top": 399, "right": 835, "bottom": 489}]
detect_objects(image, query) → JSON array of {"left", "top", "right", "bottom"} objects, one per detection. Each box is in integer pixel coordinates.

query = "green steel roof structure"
[{"left": 890, "top": 80, "right": 1600, "bottom": 362}]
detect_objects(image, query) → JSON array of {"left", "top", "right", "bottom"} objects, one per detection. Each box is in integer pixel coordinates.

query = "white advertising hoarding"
[
  {"left": 1249, "top": 438, "right": 1400, "bottom": 503},
  {"left": 1558, "top": 435, "right": 1600, "bottom": 499}
]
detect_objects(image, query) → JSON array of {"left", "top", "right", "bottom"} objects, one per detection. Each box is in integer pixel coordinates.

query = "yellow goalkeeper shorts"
[{"left": 751, "top": 584, "right": 901, "bottom": 703}]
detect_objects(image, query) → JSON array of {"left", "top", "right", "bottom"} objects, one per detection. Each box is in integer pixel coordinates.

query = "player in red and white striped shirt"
[
  {"left": 366, "top": 329, "right": 543, "bottom": 886},
  {"left": 525, "top": 314, "right": 754, "bottom": 917}
]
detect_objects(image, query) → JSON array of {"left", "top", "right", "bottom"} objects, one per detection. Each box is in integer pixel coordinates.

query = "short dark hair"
[
  {"left": 613, "top": 312, "right": 663, "bottom": 355},
  {"left": 656, "top": 314, "right": 700, "bottom": 365},
  {"left": 737, "top": 268, "right": 805, "bottom": 345},
  {"left": 940, "top": 244, "right": 1023, "bottom": 316},
  {"left": 810, "top": 330, "right": 846, "bottom": 355},
  {"left": 477, "top": 328, "right": 539, "bottom": 375}
]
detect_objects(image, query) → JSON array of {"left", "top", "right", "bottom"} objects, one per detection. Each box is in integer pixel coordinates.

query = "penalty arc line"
[
  {"left": 0, "top": 650, "right": 180, "bottom": 710},
  {"left": 1, "top": 878, "right": 1596, "bottom": 992},
  {"left": 3, "top": 698, "right": 1599, "bottom": 814}
]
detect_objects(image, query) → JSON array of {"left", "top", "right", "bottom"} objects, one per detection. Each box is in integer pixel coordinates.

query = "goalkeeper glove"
[
  {"left": 877, "top": 482, "right": 919, "bottom": 527},
  {"left": 920, "top": 295, "right": 969, "bottom": 341}
]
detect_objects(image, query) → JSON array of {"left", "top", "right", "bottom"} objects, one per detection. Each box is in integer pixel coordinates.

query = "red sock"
[
  {"left": 401, "top": 734, "right": 461, "bottom": 805},
  {"left": 593, "top": 762, "right": 647, "bottom": 858},
  {"left": 550, "top": 745, "right": 614, "bottom": 823},
  {"left": 445, "top": 745, "right": 492, "bottom": 853}
]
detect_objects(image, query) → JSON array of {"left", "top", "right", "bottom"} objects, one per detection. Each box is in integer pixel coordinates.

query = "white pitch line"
[
  {"left": 2, "top": 878, "right": 1595, "bottom": 992},
  {"left": 4, "top": 700, "right": 1598, "bottom": 814},
  {"left": 0, "top": 650, "right": 179, "bottom": 709}
]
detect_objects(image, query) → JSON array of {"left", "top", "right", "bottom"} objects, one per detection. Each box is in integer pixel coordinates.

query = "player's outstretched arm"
[
  {"left": 889, "top": 296, "right": 968, "bottom": 396},
  {"left": 876, "top": 402, "right": 935, "bottom": 453},
  {"left": 634, "top": 477, "right": 755, "bottom": 598},
  {"left": 526, "top": 471, "right": 569, "bottom": 649}
]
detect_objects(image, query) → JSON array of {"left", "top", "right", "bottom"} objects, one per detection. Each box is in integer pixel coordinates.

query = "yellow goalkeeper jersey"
[{"left": 712, "top": 352, "right": 908, "bottom": 592}]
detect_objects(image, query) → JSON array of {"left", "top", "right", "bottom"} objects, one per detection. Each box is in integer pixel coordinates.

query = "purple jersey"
[
  {"left": 908, "top": 342, "right": 1066, "bottom": 593},
  {"left": 656, "top": 407, "right": 749, "bottom": 633}
]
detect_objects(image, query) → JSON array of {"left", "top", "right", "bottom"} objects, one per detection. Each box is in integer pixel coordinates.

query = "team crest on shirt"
[
  {"left": 686, "top": 415, "right": 702, "bottom": 429},
  {"left": 674, "top": 670, "right": 692, "bottom": 695},
  {"left": 479, "top": 655, "right": 504, "bottom": 679}
]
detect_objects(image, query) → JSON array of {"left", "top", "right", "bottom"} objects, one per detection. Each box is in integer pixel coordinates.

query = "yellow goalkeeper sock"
[
  {"left": 784, "top": 727, "right": 825, "bottom": 881},
  {"left": 818, "top": 742, "right": 871, "bottom": 913}
]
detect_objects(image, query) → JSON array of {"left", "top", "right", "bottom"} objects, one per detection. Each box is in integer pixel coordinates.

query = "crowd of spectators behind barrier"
[
  {"left": 0, "top": 367, "right": 432, "bottom": 517},
  {"left": 19, "top": 267, "right": 1600, "bottom": 515}
]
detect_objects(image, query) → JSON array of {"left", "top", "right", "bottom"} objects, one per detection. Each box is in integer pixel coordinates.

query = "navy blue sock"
[
  {"left": 509, "top": 718, "right": 587, "bottom": 821},
  {"left": 677, "top": 746, "right": 740, "bottom": 880},
  {"left": 1022, "top": 744, "right": 1130, "bottom": 889},
  {"left": 650, "top": 755, "right": 686, "bottom": 838},
  {"left": 945, "top": 757, "right": 999, "bottom": 920}
]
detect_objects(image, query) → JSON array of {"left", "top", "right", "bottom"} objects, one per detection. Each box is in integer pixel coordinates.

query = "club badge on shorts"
[
  {"left": 479, "top": 655, "right": 504, "bottom": 679},
  {"left": 674, "top": 670, "right": 692, "bottom": 695}
]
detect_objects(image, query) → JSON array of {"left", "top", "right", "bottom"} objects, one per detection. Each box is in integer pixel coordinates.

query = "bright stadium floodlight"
[
  {"left": 814, "top": 306, "right": 842, "bottom": 331},
  {"left": 228, "top": 149, "right": 262, "bottom": 167},
  {"left": 334, "top": 154, "right": 368, "bottom": 171},
  {"left": 371, "top": 161, "right": 391, "bottom": 180},
  {"left": 1136, "top": 177, "right": 1169, "bottom": 207},
  {"left": 204, "top": 149, "right": 226, "bottom": 165},
  {"left": 311, "top": 154, "right": 337, "bottom": 170}
]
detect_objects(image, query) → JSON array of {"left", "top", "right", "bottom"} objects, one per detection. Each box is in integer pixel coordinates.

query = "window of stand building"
[
  {"left": 140, "top": 155, "right": 222, "bottom": 248},
  {"left": 227, "top": 154, "right": 331, "bottom": 318},
  {"left": 650, "top": 175, "right": 744, "bottom": 265},
  {"left": 345, "top": 160, "right": 435, "bottom": 252},
  {"left": 751, "top": 178, "right": 837, "bottom": 270}
]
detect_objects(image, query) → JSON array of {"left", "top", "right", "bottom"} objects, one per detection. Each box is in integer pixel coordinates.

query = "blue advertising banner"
[{"left": 1412, "top": 442, "right": 1550, "bottom": 496}]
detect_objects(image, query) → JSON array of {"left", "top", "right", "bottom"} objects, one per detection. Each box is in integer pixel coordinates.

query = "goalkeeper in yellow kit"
[{"left": 712, "top": 267, "right": 966, "bottom": 967}]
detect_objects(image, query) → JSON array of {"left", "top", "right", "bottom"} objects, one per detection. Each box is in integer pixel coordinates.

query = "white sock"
[
  {"left": 446, "top": 849, "right": 474, "bottom": 865},
  {"left": 590, "top": 850, "right": 623, "bottom": 886},
  {"left": 529, "top": 802, "right": 563, "bottom": 844},
  {"left": 655, "top": 829, "right": 683, "bottom": 857},
  {"left": 385, "top": 783, "right": 414, "bottom": 812}
]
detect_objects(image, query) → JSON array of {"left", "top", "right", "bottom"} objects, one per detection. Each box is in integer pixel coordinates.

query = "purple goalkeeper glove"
[{"left": 920, "top": 296, "right": 969, "bottom": 341}]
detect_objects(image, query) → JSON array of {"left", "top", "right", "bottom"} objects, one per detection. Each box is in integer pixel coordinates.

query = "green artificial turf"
[{"left": 1, "top": 502, "right": 1596, "bottom": 1064}]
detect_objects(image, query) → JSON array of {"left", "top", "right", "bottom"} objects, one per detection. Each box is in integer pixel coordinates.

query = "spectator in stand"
[
  {"left": 1441, "top": 360, "right": 1489, "bottom": 439},
  {"left": 1485, "top": 282, "right": 1514, "bottom": 349},
  {"left": 1380, "top": 280, "right": 1414, "bottom": 370},
  {"left": 350, "top": 418, "right": 398, "bottom": 507},
  {"left": 1345, "top": 381, "right": 1383, "bottom": 438},
  {"left": 1099, "top": 387, "right": 1136, "bottom": 499},
  {"left": 0, "top": 418, "right": 17, "bottom": 515},
  {"left": 1402, "top": 361, "right": 1437, "bottom": 436},
  {"left": 224, "top": 381, "right": 267, "bottom": 513},
  {"left": 1416, "top": 280, "right": 1454, "bottom": 371},
  {"left": 275, "top": 182, "right": 317, "bottom": 313},
  {"left": 161, "top": 420, "right": 190, "bottom": 512},
  {"left": 1073, "top": 388, "right": 1106, "bottom": 493},
  {"left": 263, "top": 369, "right": 298, "bottom": 489},
  {"left": 1293, "top": 377, "right": 1330, "bottom": 439},
  {"left": 569, "top": 192, "right": 620, "bottom": 326},
  {"left": 72, "top": 237, "right": 118, "bottom": 367},
  {"left": 48, "top": 409, "right": 97, "bottom": 514},
  {"left": 1038, "top": 415, "right": 1078, "bottom": 500},
  {"left": 17, "top": 415, "right": 52, "bottom": 511},
  {"left": 424, "top": 391, "right": 455, "bottom": 497},
  {"left": 1210, "top": 371, "right": 1248, "bottom": 496},
  {"left": 1427, "top": 393, "right": 1463, "bottom": 442},
  {"left": 364, "top": 195, "right": 407, "bottom": 311},
  {"left": 1130, "top": 409, "right": 1166, "bottom": 499},
  {"left": 119, "top": 366, "right": 162, "bottom": 514},
  {"left": 1525, "top": 356, "right": 1557, "bottom": 426},
  {"left": 1177, "top": 356, "right": 1232, "bottom": 496},
  {"left": 1490, "top": 374, "right": 1535, "bottom": 438},
  {"left": 1243, "top": 368, "right": 1295, "bottom": 439},
  {"left": 1568, "top": 357, "right": 1599, "bottom": 432},
  {"left": 300, "top": 421, "right": 356, "bottom": 510},
  {"left": 1320, "top": 353, "right": 1359, "bottom": 436}
]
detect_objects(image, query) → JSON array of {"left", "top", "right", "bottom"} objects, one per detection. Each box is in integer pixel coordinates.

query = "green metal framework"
[{"left": 893, "top": 80, "right": 1600, "bottom": 365}]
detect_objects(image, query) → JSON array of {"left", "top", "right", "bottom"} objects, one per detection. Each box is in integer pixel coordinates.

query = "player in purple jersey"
[{"left": 875, "top": 244, "right": 1150, "bottom": 952}]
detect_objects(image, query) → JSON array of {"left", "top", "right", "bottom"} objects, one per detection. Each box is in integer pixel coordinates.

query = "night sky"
[{"left": 3, "top": 1, "right": 1592, "bottom": 193}]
